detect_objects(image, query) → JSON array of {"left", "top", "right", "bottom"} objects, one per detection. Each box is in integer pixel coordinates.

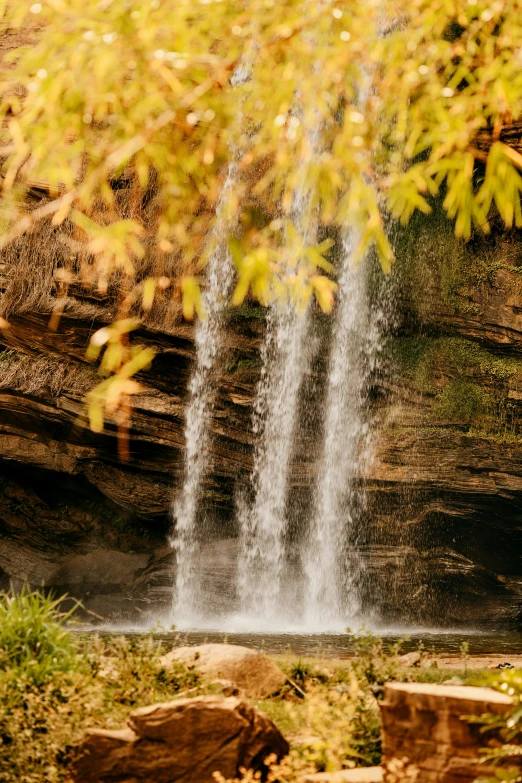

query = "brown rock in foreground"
[
  {"left": 70, "top": 695, "right": 289, "bottom": 783},
  {"left": 381, "top": 682, "right": 512, "bottom": 783},
  {"left": 160, "top": 643, "right": 287, "bottom": 699}
]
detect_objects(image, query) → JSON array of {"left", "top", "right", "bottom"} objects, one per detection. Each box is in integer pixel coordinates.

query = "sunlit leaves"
[
  {"left": 477, "top": 143, "right": 522, "bottom": 229},
  {"left": 2, "top": 0, "right": 522, "bottom": 445},
  {"left": 229, "top": 229, "right": 336, "bottom": 311},
  {"left": 376, "top": 0, "right": 522, "bottom": 241},
  {"left": 310, "top": 275, "right": 337, "bottom": 314},
  {"left": 71, "top": 212, "right": 144, "bottom": 290},
  {"left": 6, "top": 0, "right": 521, "bottom": 294},
  {"left": 181, "top": 276, "right": 206, "bottom": 321},
  {"left": 85, "top": 317, "right": 155, "bottom": 458}
]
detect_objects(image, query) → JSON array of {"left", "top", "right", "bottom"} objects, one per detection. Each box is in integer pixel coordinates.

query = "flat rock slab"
[
  {"left": 300, "top": 768, "right": 383, "bottom": 782},
  {"left": 71, "top": 695, "right": 289, "bottom": 783},
  {"left": 160, "top": 643, "right": 287, "bottom": 699},
  {"left": 381, "top": 682, "right": 512, "bottom": 783}
]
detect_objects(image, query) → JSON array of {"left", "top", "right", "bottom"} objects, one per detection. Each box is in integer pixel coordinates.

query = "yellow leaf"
[
  {"left": 120, "top": 347, "right": 156, "bottom": 379},
  {"left": 105, "top": 378, "right": 123, "bottom": 414},
  {"left": 120, "top": 379, "right": 142, "bottom": 396},
  {"left": 181, "top": 276, "right": 206, "bottom": 321},
  {"left": 88, "top": 400, "right": 104, "bottom": 433},
  {"left": 311, "top": 275, "right": 337, "bottom": 314},
  {"left": 51, "top": 194, "right": 73, "bottom": 226},
  {"left": 142, "top": 278, "right": 156, "bottom": 311}
]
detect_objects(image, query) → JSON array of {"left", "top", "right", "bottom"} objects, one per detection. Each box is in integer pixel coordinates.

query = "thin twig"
[{"left": 286, "top": 677, "right": 306, "bottom": 699}]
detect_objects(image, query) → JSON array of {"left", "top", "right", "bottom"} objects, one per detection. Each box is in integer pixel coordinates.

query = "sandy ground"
[
  {"left": 274, "top": 653, "right": 522, "bottom": 670},
  {"left": 433, "top": 654, "right": 522, "bottom": 670}
]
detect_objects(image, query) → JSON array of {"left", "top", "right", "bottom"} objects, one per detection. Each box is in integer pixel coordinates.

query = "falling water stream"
[
  {"left": 303, "top": 233, "right": 380, "bottom": 629},
  {"left": 237, "top": 302, "right": 312, "bottom": 624},
  {"left": 236, "top": 118, "right": 321, "bottom": 624},
  {"left": 170, "top": 184, "right": 236, "bottom": 623},
  {"left": 171, "top": 39, "right": 387, "bottom": 632},
  {"left": 171, "top": 64, "right": 249, "bottom": 624}
]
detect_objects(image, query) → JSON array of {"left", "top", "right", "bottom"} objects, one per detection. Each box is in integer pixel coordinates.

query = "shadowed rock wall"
[{"left": 2, "top": 218, "right": 522, "bottom": 626}]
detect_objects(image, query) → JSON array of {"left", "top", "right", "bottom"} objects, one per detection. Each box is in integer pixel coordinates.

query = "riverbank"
[
  {"left": 3, "top": 591, "right": 521, "bottom": 783},
  {"left": 78, "top": 627, "right": 522, "bottom": 656}
]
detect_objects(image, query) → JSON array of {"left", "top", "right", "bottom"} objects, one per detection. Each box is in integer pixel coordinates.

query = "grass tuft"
[{"left": 0, "top": 588, "right": 78, "bottom": 686}]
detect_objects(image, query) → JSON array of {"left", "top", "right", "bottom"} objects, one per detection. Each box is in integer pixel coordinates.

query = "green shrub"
[
  {"left": 0, "top": 589, "right": 201, "bottom": 783},
  {"left": 436, "top": 379, "right": 491, "bottom": 424},
  {"left": 349, "top": 630, "right": 402, "bottom": 689},
  {"left": 0, "top": 589, "right": 78, "bottom": 686},
  {"left": 289, "top": 659, "right": 312, "bottom": 686}
]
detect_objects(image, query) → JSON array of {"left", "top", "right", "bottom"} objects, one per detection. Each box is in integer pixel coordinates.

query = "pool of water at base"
[{"left": 75, "top": 627, "right": 522, "bottom": 657}]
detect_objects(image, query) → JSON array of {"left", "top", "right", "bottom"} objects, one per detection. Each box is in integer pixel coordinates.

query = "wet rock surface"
[{"left": 2, "top": 227, "right": 522, "bottom": 626}]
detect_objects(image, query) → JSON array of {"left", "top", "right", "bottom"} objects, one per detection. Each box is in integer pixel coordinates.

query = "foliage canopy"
[{"left": 1, "top": 0, "right": 522, "bottom": 434}]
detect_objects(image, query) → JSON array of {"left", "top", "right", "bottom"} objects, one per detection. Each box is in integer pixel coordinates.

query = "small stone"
[
  {"left": 442, "top": 676, "right": 464, "bottom": 686},
  {"left": 397, "top": 651, "right": 421, "bottom": 667},
  {"left": 210, "top": 678, "right": 241, "bottom": 697}
]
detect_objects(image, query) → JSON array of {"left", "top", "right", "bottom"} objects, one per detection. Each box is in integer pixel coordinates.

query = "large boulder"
[
  {"left": 70, "top": 695, "right": 289, "bottom": 783},
  {"left": 381, "top": 682, "right": 512, "bottom": 782},
  {"left": 160, "top": 643, "right": 287, "bottom": 699}
]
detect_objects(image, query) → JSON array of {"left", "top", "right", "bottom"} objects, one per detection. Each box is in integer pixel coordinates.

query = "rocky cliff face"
[
  {"left": 362, "top": 214, "right": 522, "bottom": 628},
  {"left": 1, "top": 216, "right": 522, "bottom": 628},
  {"left": 0, "top": 304, "right": 265, "bottom": 621}
]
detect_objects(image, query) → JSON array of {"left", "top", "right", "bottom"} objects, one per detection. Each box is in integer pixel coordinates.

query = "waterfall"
[
  {"left": 237, "top": 303, "right": 311, "bottom": 623},
  {"left": 235, "top": 54, "right": 383, "bottom": 628},
  {"left": 303, "top": 234, "right": 383, "bottom": 628},
  {"left": 168, "top": 34, "right": 389, "bottom": 631},
  {"left": 235, "top": 104, "right": 321, "bottom": 625},
  {"left": 299, "top": 28, "right": 389, "bottom": 629},
  {"left": 170, "top": 212, "right": 235, "bottom": 623},
  {"left": 170, "top": 68, "right": 251, "bottom": 624}
]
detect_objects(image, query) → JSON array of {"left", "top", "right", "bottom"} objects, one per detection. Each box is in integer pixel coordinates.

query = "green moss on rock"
[{"left": 392, "top": 336, "right": 522, "bottom": 438}]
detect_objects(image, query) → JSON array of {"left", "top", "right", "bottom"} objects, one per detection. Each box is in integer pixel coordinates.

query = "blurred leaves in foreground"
[{"left": 1, "top": 0, "right": 522, "bottom": 442}]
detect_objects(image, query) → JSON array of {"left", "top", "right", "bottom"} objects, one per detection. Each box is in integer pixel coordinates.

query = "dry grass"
[
  {"left": 0, "top": 193, "right": 189, "bottom": 329},
  {"left": 0, "top": 218, "right": 62, "bottom": 318},
  {"left": 0, "top": 349, "right": 96, "bottom": 396}
]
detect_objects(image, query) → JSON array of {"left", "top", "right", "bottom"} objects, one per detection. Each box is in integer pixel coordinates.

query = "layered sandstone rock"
[
  {"left": 2, "top": 223, "right": 522, "bottom": 625},
  {"left": 381, "top": 682, "right": 512, "bottom": 783},
  {"left": 71, "top": 695, "right": 289, "bottom": 783}
]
